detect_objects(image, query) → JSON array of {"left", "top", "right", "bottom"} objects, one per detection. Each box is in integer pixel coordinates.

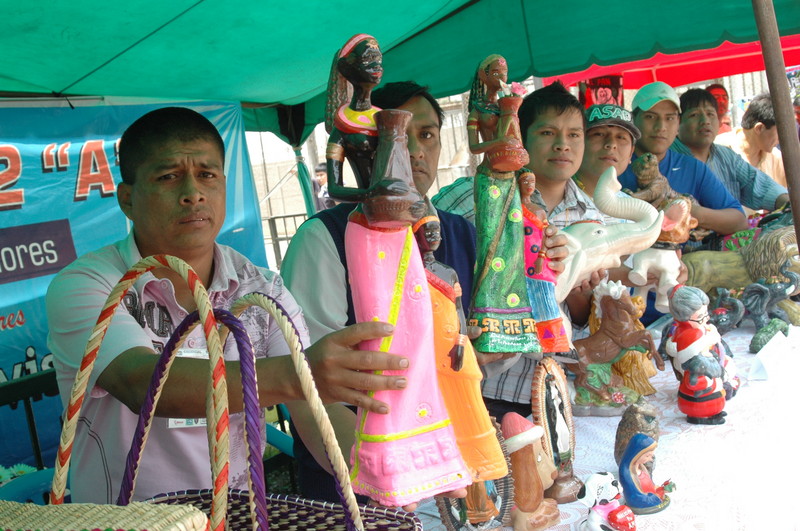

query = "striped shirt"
[{"left": 671, "top": 137, "right": 785, "bottom": 211}]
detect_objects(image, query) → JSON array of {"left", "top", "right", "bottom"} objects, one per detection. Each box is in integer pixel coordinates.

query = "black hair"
[
  {"left": 518, "top": 82, "right": 585, "bottom": 144},
  {"left": 118, "top": 107, "right": 225, "bottom": 185},
  {"left": 706, "top": 83, "right": 728, "bottom": 97},
  {"left": 741, "top": 92, "right": 776, "bottom": 129},
  {"left": 314, "top": 162, "right": 327, "bottom": 173},
  {"left": 679, "top": 88, "right": 719, "bottom": 117},
  {"left": 372, "top": 81, "right": 444, "bottom": 127}
]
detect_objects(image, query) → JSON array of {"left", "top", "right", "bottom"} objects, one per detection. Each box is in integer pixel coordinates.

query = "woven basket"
[
  {"left": 0, "top": 499, "right": 207, "bottom": 531},
  {"left": 5, "top": 255, "right": 421, "bottom": 531}
]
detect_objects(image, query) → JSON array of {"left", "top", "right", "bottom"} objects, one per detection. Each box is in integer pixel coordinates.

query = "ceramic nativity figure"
[
  {"left": 329, "top": 36, "right": 469, "bottom": 504},
  {"left": 467, "top": 54, "right": 539, "bottom": 356},
  {"left": 664, "top": 285, "right": 731, "bottom": 425},
  {"left": 531, "top": 357, "right": 583, "bottom": 504},
  {"left": 518, "top": 171, "right": 570, "bottom": 354},
  {"left": 413, "top": 202, "right": 508, "bottom": 483},
  {"left": 618, "top": 433, "right": 674, "bottom": 515}
]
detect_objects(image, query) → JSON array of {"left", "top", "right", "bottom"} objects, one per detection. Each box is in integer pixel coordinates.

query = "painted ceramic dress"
[
  {"left": 466, "top": 54, "right": 538, "bottom": 354},
  {"left": 427, "top": 263, "right": 507, "bottom": 481},
  {"left": 522, "top": 205, "right": 569, "bottom": 353},
  {"left": 470, "top": 173, "right": 540, "bottom": 354},
  {"left": 347, "top": 212, "right": 471, "bottom": 505}
]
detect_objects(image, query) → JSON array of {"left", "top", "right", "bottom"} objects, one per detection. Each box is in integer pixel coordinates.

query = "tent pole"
[{"left": 752, "top": 0, "right": 800, "bottom": 234}]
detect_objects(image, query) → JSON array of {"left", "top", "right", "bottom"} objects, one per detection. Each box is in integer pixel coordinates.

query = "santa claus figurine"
[{"left": 664, "top": 285, "right": 728, "bottom": 425}]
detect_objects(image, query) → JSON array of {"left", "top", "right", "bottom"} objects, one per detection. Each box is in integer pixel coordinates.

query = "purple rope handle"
[
  {"left": 240, "top": 293, "right": 355, "bottom": 531},
  {"left": 118, "top": 309, "right": 268, "bottom": 531}
]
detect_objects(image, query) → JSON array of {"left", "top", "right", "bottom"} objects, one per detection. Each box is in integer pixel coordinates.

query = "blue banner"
[{"left": 0, "top": 99, "right": 265, "bottom": 468}]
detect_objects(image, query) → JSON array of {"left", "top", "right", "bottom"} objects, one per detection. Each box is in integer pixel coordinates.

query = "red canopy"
[{"left": 542, "top": 35, "right": 800, "bottom": 89}]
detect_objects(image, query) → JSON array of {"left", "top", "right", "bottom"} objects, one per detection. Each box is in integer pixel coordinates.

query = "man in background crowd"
[
  {"left": 312, "top": 162, "right": 336, "bottom": 211},
  {"left": 707, "top": 83, "right": 732, "bottom": 134},
  {"left": 716, "top": 92, "right": 787, "bottom": 188},
  {"left": 618, "top": 81, "right": 748, "bottom": 238},
  {"left": 671, "top": 88, "right": 788, "bottom": 212}
]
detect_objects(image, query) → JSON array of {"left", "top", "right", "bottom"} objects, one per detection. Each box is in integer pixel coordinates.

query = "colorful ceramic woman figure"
[
  {"left": 519, "top": 171, "right": 570, "bottom": 353},
  {"left": 664, "top": 285, "right": 727, "bottom": 425},
  {"left": 467, "top": 54, "right": 539, "bottom": 355},
  {"left": 413, "top": 202, "right": 507, "bottom": 482},
  {"left": 618, "top": 433, "right": 674, "bottom": 514},
  {"left": 344, "top": 104, "right": 469, "bottom": 505},
  {"left": 324, "top": 33, "right": 384, "bottom": 201}
]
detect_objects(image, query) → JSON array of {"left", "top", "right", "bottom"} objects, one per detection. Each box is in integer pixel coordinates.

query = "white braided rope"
[
  {"left": 51, "top": 255, "right": 230, "bottom": 531},
  {"left": 230, "top": 293, "right": 365, "bottom": 531}
]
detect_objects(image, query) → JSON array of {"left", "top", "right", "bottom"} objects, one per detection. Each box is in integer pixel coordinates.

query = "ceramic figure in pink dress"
[{"left": 328, "top": 37, "right": 469, "bottom": 504}]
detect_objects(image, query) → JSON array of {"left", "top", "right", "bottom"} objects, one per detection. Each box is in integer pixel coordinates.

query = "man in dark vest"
[{"left": 280, "top": 82, "right": 567, "bottom": 506}]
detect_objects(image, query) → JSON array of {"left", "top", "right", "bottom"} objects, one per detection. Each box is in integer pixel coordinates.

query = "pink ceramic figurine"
[{"left": 336, "top": 36, "right": 469, "bottom": 504}]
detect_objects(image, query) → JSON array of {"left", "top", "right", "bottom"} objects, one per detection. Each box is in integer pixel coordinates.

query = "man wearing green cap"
[
  {"left": 618, "top": 81, "right": 748, "bottom": 237},
  {"left": 618, "top": 82, "right": 748, "bottom": 325}
]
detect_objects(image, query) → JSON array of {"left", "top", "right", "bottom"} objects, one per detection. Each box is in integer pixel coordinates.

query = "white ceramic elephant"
[
  {"left": 628, "top": 197, "right": 697, "bottom": 313},
  {"left": 628, "top": 249, "right": 681, "bottom": 313},
  {"left": 555, "top": 167, "right": 664, "bottom": 303}
]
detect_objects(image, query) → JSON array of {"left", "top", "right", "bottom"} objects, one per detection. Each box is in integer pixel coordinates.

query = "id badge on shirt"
[{"left": 168, "top": 347, "right": 209, "bottom": 429}]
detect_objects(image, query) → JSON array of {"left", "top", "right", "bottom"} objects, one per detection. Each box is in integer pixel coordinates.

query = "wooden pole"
[{"left": 752, "top": 0, "right": 800, "bottom": 235}]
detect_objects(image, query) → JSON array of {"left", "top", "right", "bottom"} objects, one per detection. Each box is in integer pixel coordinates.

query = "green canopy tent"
[
  {"left": 3, "top": 0, "right": 800, "bottom": 214},
  {"left": 5, "top": 0, "right": 800, "bottom": 137}
]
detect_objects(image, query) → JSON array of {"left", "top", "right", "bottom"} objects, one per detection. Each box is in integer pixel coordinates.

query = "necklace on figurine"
[{"left": 473, "top": 99, "right": 500, "bottom": 115}]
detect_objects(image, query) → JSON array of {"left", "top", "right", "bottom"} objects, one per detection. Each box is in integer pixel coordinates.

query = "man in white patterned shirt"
[{"left": 47, "top": 107, "right": 407, "bottom": 503}]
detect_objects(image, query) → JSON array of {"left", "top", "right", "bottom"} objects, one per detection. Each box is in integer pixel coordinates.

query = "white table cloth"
[{"left": 417, "top": 323, "right": 800, "bottom": 530}]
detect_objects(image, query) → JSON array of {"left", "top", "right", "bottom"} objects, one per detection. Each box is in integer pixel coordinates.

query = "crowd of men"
[{"left": 46, "top": 77, "right": 791, "bottom": 509}]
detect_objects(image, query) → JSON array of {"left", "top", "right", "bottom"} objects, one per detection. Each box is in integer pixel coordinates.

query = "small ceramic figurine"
[
  {"left": 466, "top": 54, "right": 529, "bottom": 173},
  {"left": 739, "top": 262, "right": 800, "bottom": 330},
  {"left": 683, "top": 226, "right": 800, "bottom": 325},
  {"left": 414, "top": 204, "right": 508, "bottom": 482},
  {"left": 625, "top": 152, "right": 687, "bottom": 210},
  {"left": 570, "top": 280, "right": 663, "bottom": 416},
  {"left": 614, "top": 398, "right": 660, "bottom": 473},
  {"left": 664, "top": 285, "right": 729, "bottom": 424},
  {"left": 618, "top": 433, "right": 675, "bottom": 515},
  {"left": 325, "top": 33, "right": 383, "bottom": 200},
  {"left": 335, "top": 35, "right": 469, "bottom": 505},
  {"left": 591, "top": 295, "right": 658, "bottom": 396},
  {"left": 576, "top": 472, "right": 636, "bottom": 531},
  {"left": 708, "top": 288, "right": 745, "bottom": 335},
  {"left": 531, "top": 357, "right": 583, "bottom": 504},
  {"left": 518, "top": 171, "right": 570, "bottom": 354},
  {"left": 501, "top": 413, "right": 560, "bottom": 531},
  {"left": 629, "top": 195, "right": 698, "bottom": 312},
  {"left": 467, "top": 54, "right": 539, "bottom": 356}
]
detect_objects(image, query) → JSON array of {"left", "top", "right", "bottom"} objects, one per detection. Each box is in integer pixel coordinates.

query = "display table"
[{"left": 417, "top": 323, "right": 799, "bottom": 530}]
